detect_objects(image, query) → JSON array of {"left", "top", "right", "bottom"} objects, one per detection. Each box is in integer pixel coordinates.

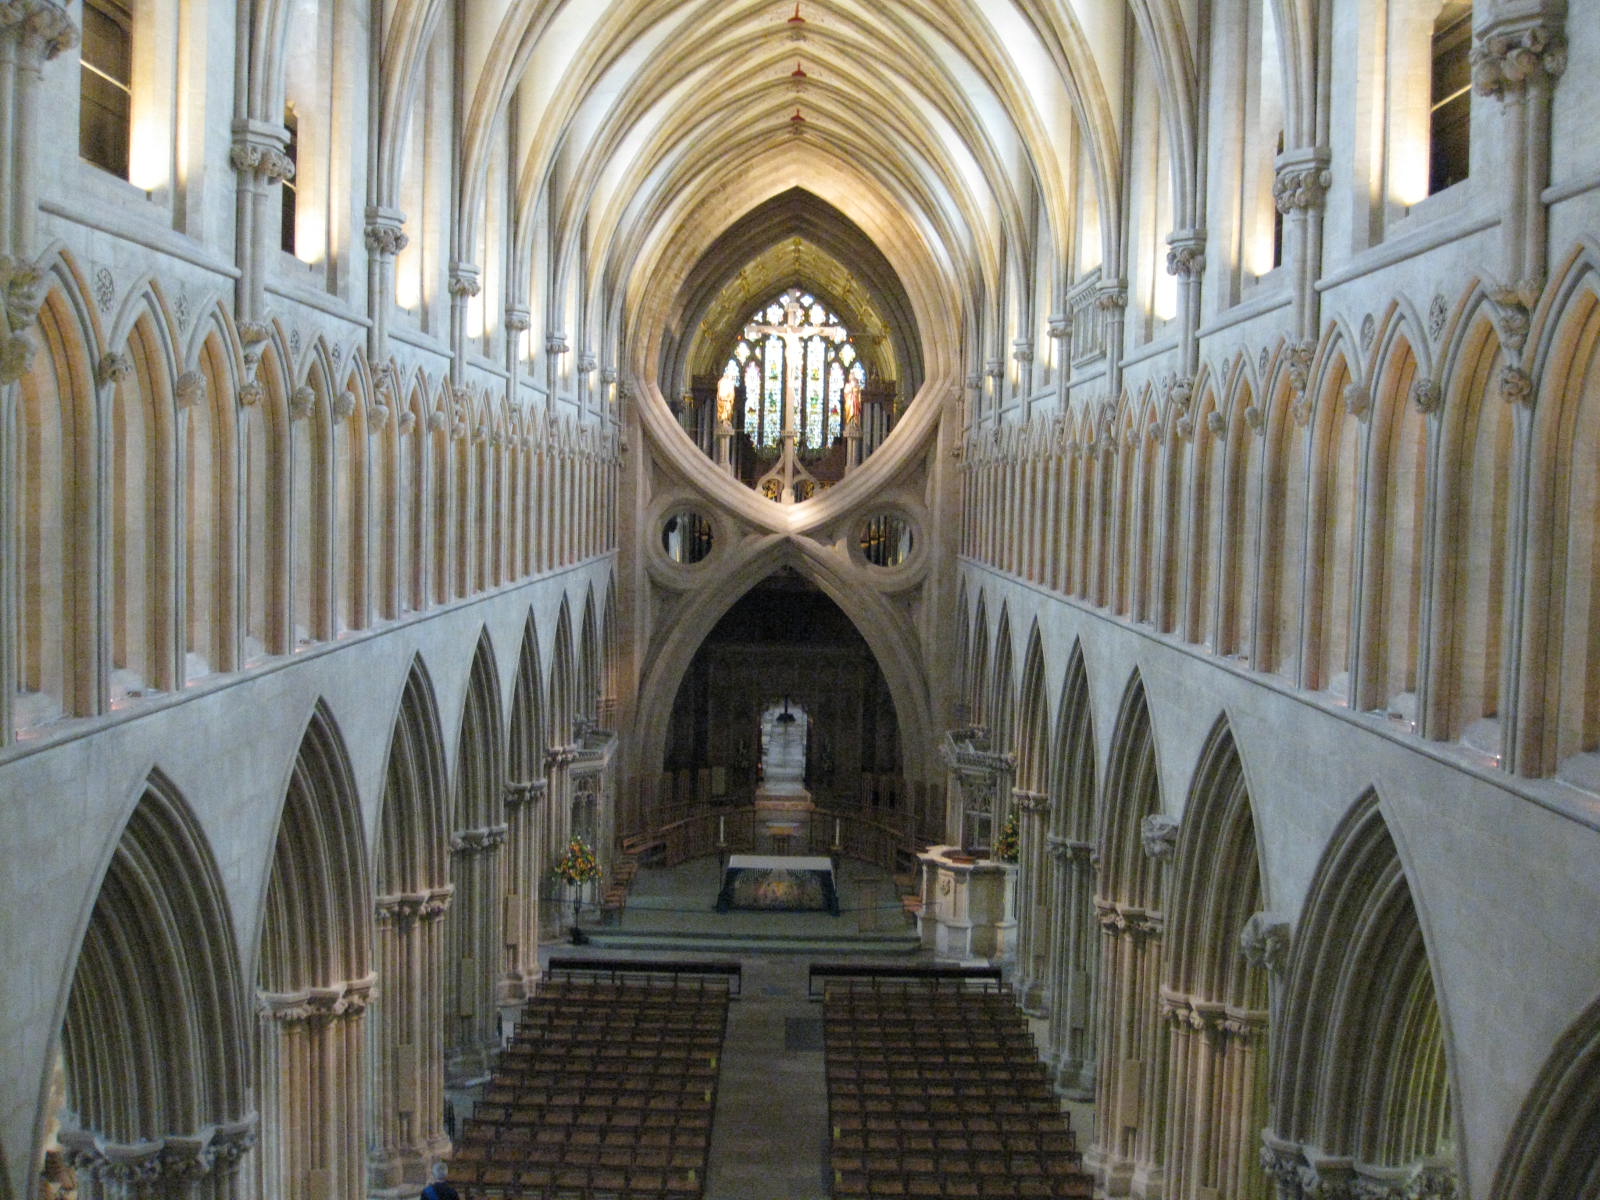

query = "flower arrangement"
[
  {"left": 994, "top": 812, "right": 1020, "bottom": 864},
  {"left": 553, "top": 837, "right": 601, "bottom": 885}
]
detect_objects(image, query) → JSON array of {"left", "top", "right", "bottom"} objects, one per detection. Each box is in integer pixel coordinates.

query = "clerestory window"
[{"left": 79, "top": 0, "right": 132, "bottom": 178}]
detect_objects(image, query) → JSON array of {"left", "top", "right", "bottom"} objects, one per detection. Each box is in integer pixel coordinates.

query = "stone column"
[
  {"left": 1012, "top": 789, "right": 1052, "bottom": 1014},
  {"left": 541, "top": 744, "right": 580, "bottom": 938},
  {"left": 1473, "top": 16, "right": 1566, "bottom": 296},
  {"left": 363, "top": 208, "right": 408, "bottom": 365},
  {"left": 1045, "top": 836, "right": 1097, "bottom": 1098},
  {"left": 445, "top": 825, "right": 507, "bottom": 1083},
  {"left": 369, "top": 889, "right": 453, "bottom": 1197},
  {"left": 501, "top": 778, "right": 547, "bottom": 1001},
  {"left": 257, "top": 978, "right": 373, "bottom": 1200},
  {"left": 230, "top": 124, "right": 296, "bottom": 324},
  {"left": 447, "top": 266, "right": 480, "bottom": 386},
  {"left": 1272, "top": 149, "right": 1330, "bottom": 379}
]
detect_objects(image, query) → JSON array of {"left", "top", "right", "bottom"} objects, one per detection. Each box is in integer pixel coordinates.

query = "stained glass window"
[{"left": 724, "top": 287, "right": 867, "bottom": 450}]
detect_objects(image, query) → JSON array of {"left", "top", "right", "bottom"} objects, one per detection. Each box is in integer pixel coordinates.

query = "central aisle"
[{"left": 705, "top": 956, "right": 832, "bottom": 1200}]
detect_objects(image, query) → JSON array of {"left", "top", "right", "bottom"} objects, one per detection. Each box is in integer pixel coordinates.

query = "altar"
[{"left": 716, "top": 854, "right": 840, "bottom": 915}]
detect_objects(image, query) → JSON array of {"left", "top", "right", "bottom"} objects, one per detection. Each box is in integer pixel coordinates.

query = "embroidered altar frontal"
[{"left": 716, "top": 854, "right": 840, "bottom": 915}]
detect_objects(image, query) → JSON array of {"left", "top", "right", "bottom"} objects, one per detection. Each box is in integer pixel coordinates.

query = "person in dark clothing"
[{"left": 421, "top": 1161, "right": 458, "bottom": 1200}]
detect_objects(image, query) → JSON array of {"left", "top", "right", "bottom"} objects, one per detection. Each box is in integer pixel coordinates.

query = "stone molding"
[{"left": 504, "top": 305, "right": 531, "bottom": 333}]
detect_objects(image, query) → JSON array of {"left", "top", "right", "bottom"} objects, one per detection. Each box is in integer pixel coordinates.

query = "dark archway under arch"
[{"left": 658, "top": 569, "right": 903, "bottom": 817}]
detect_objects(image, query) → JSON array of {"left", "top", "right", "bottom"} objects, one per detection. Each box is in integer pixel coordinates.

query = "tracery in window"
[{"left": 725, "top": 289, "right": 866, "bottom": 451}]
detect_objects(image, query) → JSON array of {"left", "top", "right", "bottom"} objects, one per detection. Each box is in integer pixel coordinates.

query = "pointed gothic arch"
[
  {"left": 368, "top": 658, "right": 453, "bottom": 1194},
  {"left": 1265, "top": 791, "right": 1459, "bottom": 1197},
  {"left": 1012, "top": 628, "right": 1053, "bottom": 1013},
  {"left": 1162, "top": 720, "right": 1273, "bottom": 1200},
  {"left": 1491, "top": 994, "right": 1600, "bottom": 1200},
  {"left": 504, "top": 611, "right": 548, "bottom": 997},
  {"left": 254, "top": 702, "right": 373, "bottom": 1200},
  {"left": 445, "top": 630, "right": 507, "bottom": 1080},
  {"left": 1046, "top": 642, "right": 1101, "bottom": 1098},
  {"left": 1427, "top": 298, "right": 1511, "bottom": 749},
  {"left": 54, "top": 772, "right": 254, "bottom": 1197},
  {"left": 1090, "top": 671, "right": 1171, "bottom": 1193}
]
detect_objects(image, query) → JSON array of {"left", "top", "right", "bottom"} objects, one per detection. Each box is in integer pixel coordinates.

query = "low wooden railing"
[{"left": 621, "top": 804, "right": 919, "bottom": 875}]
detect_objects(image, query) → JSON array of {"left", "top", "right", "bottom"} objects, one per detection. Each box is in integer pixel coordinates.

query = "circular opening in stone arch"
[{"left": 661, "top": 511, "right": 715, "bottom": 564}]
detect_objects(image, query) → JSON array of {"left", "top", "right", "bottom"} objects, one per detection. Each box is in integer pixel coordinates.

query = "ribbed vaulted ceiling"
[{"left": 440, "top": 0, "right": 1138, "bottom": 406}]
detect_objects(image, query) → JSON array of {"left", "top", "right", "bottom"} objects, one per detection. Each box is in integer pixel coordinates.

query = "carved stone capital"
[
  {"left": 1240, "top": 911, "right": 1292, "bottom": 973},
  {"left": 1140, "top": 814, "right": 1180, "bottom": 860},
  {"left": 546, "top": 333, "right": 570, "bottom": 356},
  {"left": 1095, "top": 286, "right": 1128, "bottom": 312},
  {"left": 578, "top": 352, "right": 599, "bottom": 375},
  {"left": 376, "top": 885, "right": 454, "bottom": 929},
  {"left": 1011, "top": 339, "right": 1034, "bottom": 364},
  {"left": 1046, "top": 835, "right": 1094, "bottom": 865},
  {"left": 1411, "top": 377, "right": 1443, "bottom": 415},
  {"left": 96, "top": 352, "right": 134, "bottom": 389},
  {"left": 503, "top": 305, "right": 531, "bottom": 333},
  {"left": 1286, "top": 338, "right": 1316, "bottom": 399},
  {"left": 1047, "top": 313, "right": 1072, "bottom": 339},
  {"left": 984, "top": 358, "right": 1005, "bottom": 380},
  {"left": 1273, "top": 163, "right": 1332, "bottom": 213},
  {"left": 229, "top": 139, "right": 295, "bottom": 184},
  {"left": 237, "top": 320, "right": 273, "bottom": 353},
  {"left": 447, "top": 267, "right": 481, "bottom": 300},
  {"left": 451, "top": 824, "right": 509, "bottom": 855},
  {"left": 504, "top": 778, "right": 548, "bottom": 806},
  {"left": 362, "top": 221, "right": 409, "bottom": 257},
  {"left": 1165, "top": 231, "right": 1207, "bottom": 279},
  {"left": 1472, "top": 21, "right": 1566, "bottom": 99},
  {"left": 1165, "top": 373, "right": 1195, "bottom": 411},
  {"left": 260, "top": 975, "right": 375, "bottom": 1026},
  {"left": 1095, "top": 898, "right": 1163, "bottom": 938},
  {"left": 1011, "top": 789, "right": 1051, "bottom": 814},
  {"left": 0, "top": 1, "right": 79, "bottom": 63},
  {"left": 237, "top": 379, "right": 264, "bottom": 408}
]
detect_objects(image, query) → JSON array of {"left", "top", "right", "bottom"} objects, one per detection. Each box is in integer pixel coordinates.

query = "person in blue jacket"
[{"left": 421, "top": 1162, "right": 458, "bottom": 1200}]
